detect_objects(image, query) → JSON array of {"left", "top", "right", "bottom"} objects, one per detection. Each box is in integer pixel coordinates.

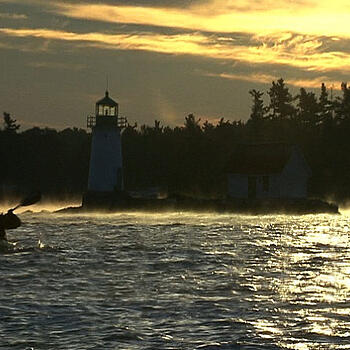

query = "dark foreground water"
[{"left": 1, "top": 210, "right": 350, "bottom": 349}]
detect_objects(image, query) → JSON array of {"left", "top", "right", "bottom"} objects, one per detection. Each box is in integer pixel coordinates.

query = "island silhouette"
[{"left": 0, "top": 79, "right": 346, "bottom": 214}]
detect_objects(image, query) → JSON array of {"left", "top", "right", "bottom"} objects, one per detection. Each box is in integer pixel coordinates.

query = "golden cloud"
[
  {"left": 54, "top": 0, "right": 350, "bottom": 38},
  {"left": 0, "top": 12, "right": 27, "bottom": 19},
  {"left": 27, "top": 61, "right": 87, "bottom": 70},
  {"left": 205, "top": 72, "right": 341, "bottom": 89},
  {"left": 1, "top": 27, "right": 350, "bottom": 74}
]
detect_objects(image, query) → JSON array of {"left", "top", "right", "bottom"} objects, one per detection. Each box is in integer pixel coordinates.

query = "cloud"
[
  {"left": 54, "top": 0, "right": 350, "bottom": 38},
  {"left": 1, "top": 27, "right": 350, "bottom": 74},
  {"left": 204, "top": 71, "right": 342, "bottom": 90},
  {"left": 2, "top": 1, "right": 350, "bottom": 77},
  {"left": 27, "top": 61, "right": 87, "bottom": 70},
  {"left": 0, "top": 12, "right": 27, "bottom": 19}
]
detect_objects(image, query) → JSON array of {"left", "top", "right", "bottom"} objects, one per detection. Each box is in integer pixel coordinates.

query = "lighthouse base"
[{"left": 82, "top": 191, "right": 128, "bottom": 211}]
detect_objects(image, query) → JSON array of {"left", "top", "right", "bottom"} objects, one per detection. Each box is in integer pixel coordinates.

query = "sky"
[{"left": 0, "top": 0, "right": 349, "bottom": 129}]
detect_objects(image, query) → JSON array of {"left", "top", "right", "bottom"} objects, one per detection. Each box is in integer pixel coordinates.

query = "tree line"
[{"left": 1, "top": 78, "right": 350, "bottom": 202}]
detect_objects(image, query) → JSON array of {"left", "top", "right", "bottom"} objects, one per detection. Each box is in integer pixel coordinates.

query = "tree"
[
  {"left": 318, "top": 83, "right": 333, "bottom": 124},
  {"left": 184, "top": 113, "right": 202, "bottom": 134},
  {"left": 334, "top": 82, "right": 350, "bottom": 124},
  {"left": 249, "top": 89, "right": 265, "bottom": 121},
  {"left": 247, "top": 89, "right": 265, "bottom": 142},
  {"left": 3, "top": 112, "right": 20, "bottom": 133},
  {"left": 202, "top": 120, "right": 214, "bottom": 134},
  {"left": 266, "top": 78, "right": 296, "bottom": 120},
  {"left": 296, "top": 88, "right": 319, "bottom": 126}
]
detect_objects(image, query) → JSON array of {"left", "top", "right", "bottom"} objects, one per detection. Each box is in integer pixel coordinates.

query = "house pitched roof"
[{"left": 227, "top": 143, "right": 295, "bottom": 175}]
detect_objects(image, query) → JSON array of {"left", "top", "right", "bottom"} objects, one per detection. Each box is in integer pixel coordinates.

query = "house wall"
[
  {"left": 227, "top": 174, "right": 281, "bottom": 199},
  {"left": 227, "top": 149, "right": 310, "bottom": 199},
  {"left": 279, "top": 148, "right": 309, "bottom": 198},
  {"left": 259, "top": 174, "right": 280, "bottom": 199},
  {"left": 227, "top": 174, "right": 248, "bottom": 198}
]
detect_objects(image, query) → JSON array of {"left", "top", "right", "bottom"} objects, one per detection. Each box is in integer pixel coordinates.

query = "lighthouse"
[{"left": 85, "top": 90, "right": 127, "bottom": 205}]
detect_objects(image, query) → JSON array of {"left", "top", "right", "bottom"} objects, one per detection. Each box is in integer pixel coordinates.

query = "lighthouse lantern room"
[{"left": 86, "top": 90, "right": 127, "bottom": 194}]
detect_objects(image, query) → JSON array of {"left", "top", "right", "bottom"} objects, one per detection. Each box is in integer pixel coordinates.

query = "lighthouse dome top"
[{"left": 96, "top": 90, "right": 118, "bottom": 107}]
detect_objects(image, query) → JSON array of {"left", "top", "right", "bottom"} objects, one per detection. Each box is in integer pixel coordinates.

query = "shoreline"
[{"left": 57, "top": 194, "right": 339, "bottom": 215}]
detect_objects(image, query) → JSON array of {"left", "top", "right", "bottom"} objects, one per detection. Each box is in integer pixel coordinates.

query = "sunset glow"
[
  {"left": 0, "top": 0, "right": 349, "bottom": 127},
  {"left": 56, "top": 1, "right": 350, "bottom": 38},
  {"left": 1, "top": 2, "right": 350, "bottom": 348},
  {"left": 1, "top": 27, "right": 349, "bottom": 75}
]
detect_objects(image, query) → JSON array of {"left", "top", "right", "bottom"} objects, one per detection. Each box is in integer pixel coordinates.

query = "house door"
[
  {"left": 116, "top": 167, "right": 123, "bottom": 191},
  {"left": 248, "top": 176, "right": 257, "bottom": 199}
]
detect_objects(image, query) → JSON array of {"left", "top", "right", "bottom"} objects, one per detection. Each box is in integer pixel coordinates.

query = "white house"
[{"left": 227, "top": 143, "right": 312, "bottom": 199}]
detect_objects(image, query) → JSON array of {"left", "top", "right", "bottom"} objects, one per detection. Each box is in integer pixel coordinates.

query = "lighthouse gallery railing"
[{"left": 87, "top": 115, "right": 127, "bottom": 129}]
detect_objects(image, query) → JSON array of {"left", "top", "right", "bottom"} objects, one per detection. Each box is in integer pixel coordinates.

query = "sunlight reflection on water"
[{"left": 1, "top": 210, "right": 350, "bottom": 349}]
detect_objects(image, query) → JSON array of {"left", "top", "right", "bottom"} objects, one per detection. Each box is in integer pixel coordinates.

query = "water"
[{"left": 1, "top": 210, "right": 350, "bottom": 349}]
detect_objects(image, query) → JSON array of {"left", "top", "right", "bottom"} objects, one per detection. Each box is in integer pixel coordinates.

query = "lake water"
[{"left": 1, "top": 209, "right": 350, "bottom": 349}]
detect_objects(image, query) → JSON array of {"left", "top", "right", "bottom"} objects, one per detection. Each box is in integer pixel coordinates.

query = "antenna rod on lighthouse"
[{"left": 106, "top": 75, "right": 109, "bottom": 92}]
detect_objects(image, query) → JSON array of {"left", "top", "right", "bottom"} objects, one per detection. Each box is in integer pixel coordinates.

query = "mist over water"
[
  {"left": 1, "top": 210, "right": 350, "bottom": 349},
  {"left": 0, "top": 200, "right": 81, "bottom": 214}
]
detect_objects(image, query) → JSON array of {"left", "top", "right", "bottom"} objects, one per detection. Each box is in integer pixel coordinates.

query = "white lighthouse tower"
[{"left": 86, "top": 90, "right": 127, "bottom": 199}]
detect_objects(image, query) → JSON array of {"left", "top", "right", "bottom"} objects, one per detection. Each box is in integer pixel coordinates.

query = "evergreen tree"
[
  {"left": 3, "top": 112, "right": 20, "bottom": 133},
  {"left": 184, "top": 113, "right": 202, "bottom": 134},
  {"left": 334, "top": 82, "right": 350, "bottom": 124},
  {"left": 318, "top": 83, "right": 333, "bottom": 124},
  {"left": 202, "top": 120, "right": 215, "bottom": 134},
  {"left": 248, "top": 89, "right": 265, "bottom": 142},
  {"left": 249, "top": 89, "right": 265, "bottom": 121},
  {"left": 297, "top": 88, "right": 319, "bottom": 126},
  {"left": 266, "top": 78, "right": 296, "bottom": 120}
]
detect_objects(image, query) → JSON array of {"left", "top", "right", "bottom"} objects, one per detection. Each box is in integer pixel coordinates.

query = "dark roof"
[
  {"left": 227, "top": 143, "right": 294, "bottom": 175},
  {"left": 96, "top": 91, "right": 118, "bottom": 107}
]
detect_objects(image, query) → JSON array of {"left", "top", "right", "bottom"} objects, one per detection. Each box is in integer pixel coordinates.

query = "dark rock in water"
[
  {"left": 56, "top": 191, "right": 339, "bottom": 215},
  {"left": 55, "top": 206, "right": 86, "bottom": 214}
]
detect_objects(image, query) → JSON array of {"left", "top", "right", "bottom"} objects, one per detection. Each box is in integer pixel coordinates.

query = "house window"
[{"left": 262, "top": 176, "right": 269, "bottom": 192}]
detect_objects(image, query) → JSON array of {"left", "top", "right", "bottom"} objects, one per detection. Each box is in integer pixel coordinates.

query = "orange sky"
[{"left": 0, "top": 0, "right": 348, "bottom": 128}]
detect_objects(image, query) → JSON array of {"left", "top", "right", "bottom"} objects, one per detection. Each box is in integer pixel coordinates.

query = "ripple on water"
[{"left": 1, "top": 212, "right": 350, "bottom": 349}]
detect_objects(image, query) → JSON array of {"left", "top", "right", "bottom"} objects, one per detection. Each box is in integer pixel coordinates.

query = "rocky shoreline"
[{"left": 57, "top": 192, "right": 339, "bottom": 215}]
